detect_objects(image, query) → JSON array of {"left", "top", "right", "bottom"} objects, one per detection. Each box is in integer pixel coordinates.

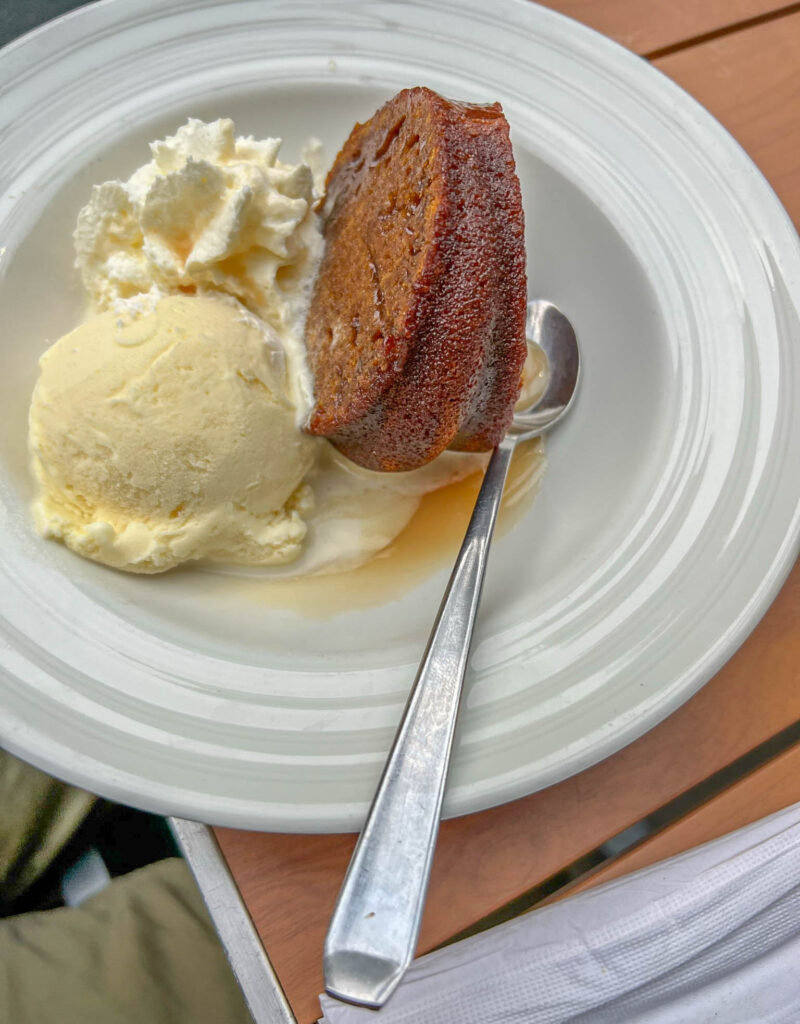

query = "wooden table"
[{"left": 192, "top": 4, "right": 800, "bottom": 1021}]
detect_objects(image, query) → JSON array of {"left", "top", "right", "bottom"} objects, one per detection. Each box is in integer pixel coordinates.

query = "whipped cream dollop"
[{"left": 73, "top": 118, "right": 322, "bottom": 414}]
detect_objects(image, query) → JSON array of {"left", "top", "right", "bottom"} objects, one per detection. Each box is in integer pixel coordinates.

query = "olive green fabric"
[
  {"left": 0, "top": 749, "right": 96, "bottom": 910},
  {"left": 0, "top": 752, "right": 253, "bottom": 1023},
  {"left": 0, "top": 857, "right": 253, "bottom": 1024}
]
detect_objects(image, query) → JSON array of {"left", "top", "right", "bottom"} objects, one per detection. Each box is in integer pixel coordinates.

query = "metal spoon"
[{"left": 324, "top": 300, "right": 580, "bottom": 1008}]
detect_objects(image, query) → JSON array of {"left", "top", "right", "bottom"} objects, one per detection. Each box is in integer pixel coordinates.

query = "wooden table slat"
[
  {"left": 535, "top": 0, "right": 791, "bottom": 57},
  {"left": 555, "top": 740, "right": 800, "bottom": 900},
  {"left": 655, "top": 9, "right": 800, "bottom": 226}
]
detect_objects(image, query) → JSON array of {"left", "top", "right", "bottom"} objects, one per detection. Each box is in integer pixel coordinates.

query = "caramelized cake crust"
[{"left": 305, "top": 87, "right": 528, "bottom": 471}]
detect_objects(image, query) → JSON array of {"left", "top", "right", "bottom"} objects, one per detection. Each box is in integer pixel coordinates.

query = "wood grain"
[
  {"left": 534, "top": 0, "right": 791, "bottom": 56},
  {"left": 214, "top": 10, "right": 800, "bottom": 1022},
  {"left": 553, "top": 740, "right": 800, "bottom": 900},
  {"left": 215, "top": 563, "right": 800, "bottom": 1023},
  {"left": 655, "top": 10, "right": 800, "bottom": 226}
]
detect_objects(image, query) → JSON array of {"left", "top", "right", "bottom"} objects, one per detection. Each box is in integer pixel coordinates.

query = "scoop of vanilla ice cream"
[
  {"left": 29, "top": 294, "right": 316, "bottom": 573},
  {"left": 73, "top": 118, "right": 322, "bottom": 414}
]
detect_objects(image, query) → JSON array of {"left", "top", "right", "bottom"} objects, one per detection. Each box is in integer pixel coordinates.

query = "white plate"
[{"left": 1, "top": 0, "right": 799, "bottom": 832}]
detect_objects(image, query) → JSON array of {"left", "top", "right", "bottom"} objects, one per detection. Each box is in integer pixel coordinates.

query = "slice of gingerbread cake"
[{"left": 305, "top": 87, "right": 528, "bottom": 471}]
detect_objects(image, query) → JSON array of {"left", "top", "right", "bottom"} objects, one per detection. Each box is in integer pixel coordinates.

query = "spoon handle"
[{"left": 324, "top": 439, "right": 515, "bottom": 1008}]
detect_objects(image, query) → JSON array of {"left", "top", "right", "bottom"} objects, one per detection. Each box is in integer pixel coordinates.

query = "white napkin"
[{"left": 319, "top": 801, "right": 800, "bottom": 1023}]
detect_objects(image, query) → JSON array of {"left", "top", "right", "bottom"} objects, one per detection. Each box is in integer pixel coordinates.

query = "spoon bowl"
[
  {"left": 325, "top": 301, "right": 581, "bottom": 1009},
  {"left": 510, "top": 300, "right": 581, "bottom": 439}
]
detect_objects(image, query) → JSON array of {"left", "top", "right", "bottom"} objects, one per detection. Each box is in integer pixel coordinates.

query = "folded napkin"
[{"left": 319, "top": 801, "right": 800, "bottom": 1023}]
